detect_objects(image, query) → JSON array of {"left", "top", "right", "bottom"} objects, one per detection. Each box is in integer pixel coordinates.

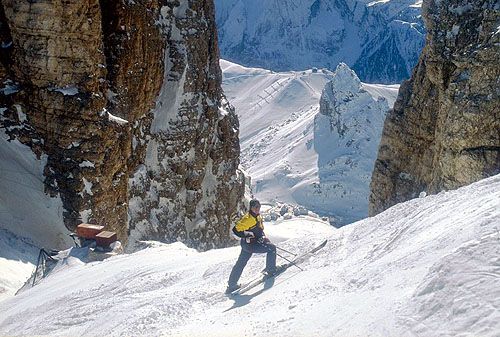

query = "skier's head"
[{"left": 249, "top": 199, "right": 261, "bottom": 214}]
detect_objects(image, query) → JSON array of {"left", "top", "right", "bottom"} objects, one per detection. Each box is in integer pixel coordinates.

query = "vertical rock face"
[
  {"left": 369, "top": 0, "right": 500, "bottom": 215},
  {"left": 0, "top": 0, "right": 129, "bottom": 241},
  {"left": 127, "top": 1, "right": 245, "bottom": 251},
  {"left": 0, "top": 0, "right": 244, "bottom": 250}
]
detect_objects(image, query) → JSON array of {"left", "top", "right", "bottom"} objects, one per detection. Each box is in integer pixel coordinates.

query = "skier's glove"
[{"left": 244, "top": 231, "right": 254, "bottom": 243}]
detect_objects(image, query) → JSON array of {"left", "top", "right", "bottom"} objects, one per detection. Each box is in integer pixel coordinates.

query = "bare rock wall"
[
  {"left": 0, "top": 0, "right": 244, "bottom": 249},
  {"left": 369, "top": 0, "right": 500, "bottom": 215}
]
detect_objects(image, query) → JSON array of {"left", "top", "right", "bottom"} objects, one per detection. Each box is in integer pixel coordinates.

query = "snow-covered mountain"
[
  {"left": 215, "top": 0, "right": 425, "bottom": 83},
  {"left": 1, "top": 173, "right": 498, "bottom": 336},
  {"left": 220, "top": 59, "right": 333, "bottom": 209},
  {"left": 221, "top": 60, "right": 399, "bottom": 225}
]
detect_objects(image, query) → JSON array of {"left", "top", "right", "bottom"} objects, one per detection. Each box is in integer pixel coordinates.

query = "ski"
[{"left": 229, "top": 239, "right": 327, "bottom": 296}]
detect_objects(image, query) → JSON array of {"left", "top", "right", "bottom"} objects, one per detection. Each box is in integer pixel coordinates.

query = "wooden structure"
[
  {"left": 95, "top": 231, "right": 118, "bottom": 248},
  {"left": 75, "top": 223, "right": 117, "bottom": 249},
  {"left": 76, "top": 223, "right": 104, "bottom": 239}
]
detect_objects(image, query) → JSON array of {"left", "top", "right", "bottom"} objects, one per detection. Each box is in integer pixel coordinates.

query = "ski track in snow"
[
  {"left": 221, "top": 59, "right": 331, "bottom": 208},
  {"left": 0, "top": 174, "right": 499, "bottom": 336}
]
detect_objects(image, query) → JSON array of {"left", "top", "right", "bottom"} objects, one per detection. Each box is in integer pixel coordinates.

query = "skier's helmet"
[{"left": 249, "top": 199, "right": 261, "bottom": 210}]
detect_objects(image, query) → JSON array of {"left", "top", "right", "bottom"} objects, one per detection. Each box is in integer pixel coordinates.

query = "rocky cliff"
[
  {"left": 369, "top": 0, "right": 500, "bottom": 215},
  {"left": 127, "top": 1, "right": 245, "bottom": 250},
  {"left": 0, "top": 0, "right": 244, "bottom": 250}
]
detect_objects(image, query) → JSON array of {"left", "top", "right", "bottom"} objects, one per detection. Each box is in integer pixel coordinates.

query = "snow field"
[
  {"left": 0, "top": 174, "right": 499, "bottom": 336},
  {"left": 0, "top": 129, "right": 73, "bottom": 301},
  {"left": 0, "top": 229, "right": 38, "bottom": 302},
  {"left": 221, "top": 59, "right": 331, "bottom": 206},
  {"left": 0, "top": 131, "right": 71, "bottom": 251}
]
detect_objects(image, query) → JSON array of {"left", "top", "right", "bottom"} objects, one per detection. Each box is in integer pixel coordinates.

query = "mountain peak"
[
  {"left": 314, "top": 63, "right": 396, "bottom": 225},
  {"left": 330, "top": 62, "right": 362, "bottom": 93}
]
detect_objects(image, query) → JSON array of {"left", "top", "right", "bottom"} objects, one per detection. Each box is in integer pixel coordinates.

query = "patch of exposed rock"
[{"left": 369, "top": 0, "right": 500, "bottom": 215}]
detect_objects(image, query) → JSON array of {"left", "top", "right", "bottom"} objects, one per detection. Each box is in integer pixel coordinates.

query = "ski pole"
[
  {"left": 275, "top": 251, "right": 303, "bottom": 271},
  {"left": 259, "top": 242, "right": 303, "bottom": 271},
  {"left": 275, "top": 245, "right": 297, "bottom": 256}
]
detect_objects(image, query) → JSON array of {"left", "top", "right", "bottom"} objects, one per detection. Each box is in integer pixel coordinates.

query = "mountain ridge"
[{"left": 215, "top": 0, "right": 425, "bottom": 83}]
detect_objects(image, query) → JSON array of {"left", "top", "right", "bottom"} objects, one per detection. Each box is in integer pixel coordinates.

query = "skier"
[{"left": 226, "top": 199, "right": 278, "bottom": 294}]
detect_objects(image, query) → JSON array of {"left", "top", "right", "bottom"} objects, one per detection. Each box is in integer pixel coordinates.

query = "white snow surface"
[
  {"left": 221, "top": 60, "right": 332, "bottom": 205},
  {"left": 107, "top": 111, "right": 128, "bottom": 125},
  {"left": 0, "top": 131, "right": 71, "bottom": 250},
  {"left": 50, "top": 86, "right": 79, "bottom": 96},
  {"left": 0, "top": 174, "right": 499, "bottom": 336},
  {"left": 221, "top": 60, "right": 399, "bottom": 224},
  {"left": 0, "top": 130, "right": 73, "bottom": 301},
  {"left": 0, "top": 229, "right": 38, "bottom": 302}
]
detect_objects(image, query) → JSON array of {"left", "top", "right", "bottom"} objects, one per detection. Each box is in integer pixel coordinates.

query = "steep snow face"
[
  {"left": 0, "top": 229, "right": 38, "bottom": 302},
  {"left": 0, "top": 174, "right": 498, "bottom": 336},
  {"left": 312, "top": 63, "right": 399, "bottom": 225},
  {"left": 0, "top": 130, "right": 72, "bottom": 301},
  {"left": 215, "top": 0, "right": 425, "bottom": 83},
  {"left": 221, "top": 60, "right": 398, "bottom": 225},
  {"left": 0, "top": 130, "right": 71, "bottom": 250}
]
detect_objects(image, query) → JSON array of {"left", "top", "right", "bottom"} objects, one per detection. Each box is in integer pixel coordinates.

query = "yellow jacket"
[{"left": 233, "top": 212, "right": 264, "bottom": 238}]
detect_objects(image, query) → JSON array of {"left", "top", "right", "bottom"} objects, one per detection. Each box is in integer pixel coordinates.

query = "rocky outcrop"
[
  {"left": 369, "top": 0, "right": 500, "bottom": 215},
  {"left": 0, "top": 0, "right": 244, "bottom": 250},
  {"left": 313, "top": 63, "right": 394, "bottom": 225},
  {"left": 127, "top": 1, "right": 245, "bottom": 251}
]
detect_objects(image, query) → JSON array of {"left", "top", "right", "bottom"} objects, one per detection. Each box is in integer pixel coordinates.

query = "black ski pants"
[{"left": 228, "top": 240, "right": 276, "bottom": 287}]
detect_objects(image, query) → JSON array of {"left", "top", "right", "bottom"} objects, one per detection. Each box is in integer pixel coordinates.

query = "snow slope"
[
  {"left": 0, "top": 130, "right": 73, "bottom": 301},
  {"left": 1, "top": 174, "right": 499, "bottom": 336},
  {"left": 221, "top": 60, "right": 399, "bottom": 225},
  {"left": 221, "top": 60, "right": 333, "bottom": 207},
  {"left": 0, "top": 229, "right": 38, "bottom": 302},
  {"left": 0, "top": 131, "right": 71, "bottom": 250}
]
